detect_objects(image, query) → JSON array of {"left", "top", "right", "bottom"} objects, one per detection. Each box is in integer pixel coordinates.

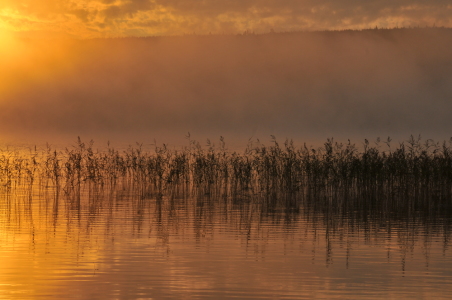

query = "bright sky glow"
[
  {"left": 0, "top": 25, "right": 21, "bottom": 72},
  {"left": 0, "top": 1, "right": 450, "bottom": 38}
]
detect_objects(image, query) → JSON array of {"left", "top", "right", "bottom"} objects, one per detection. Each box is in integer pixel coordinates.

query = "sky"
[
  {"left": 0, "top": 0, "right": 451, "bottom": 38},
  {"left": 0, "top": 2, "right": 452, "bottom": 148}
]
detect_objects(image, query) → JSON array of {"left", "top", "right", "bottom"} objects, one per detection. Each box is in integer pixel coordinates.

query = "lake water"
[{"left": 1, "top": 180, "right": 451, "bottom": 299}]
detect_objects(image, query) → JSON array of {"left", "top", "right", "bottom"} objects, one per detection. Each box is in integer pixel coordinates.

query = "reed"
[
  {"left": 1, "top": 135, "right": 452, "bottom": 202},
  {"left": 2, "top": 137, "right": 452, "bottom": 266}
]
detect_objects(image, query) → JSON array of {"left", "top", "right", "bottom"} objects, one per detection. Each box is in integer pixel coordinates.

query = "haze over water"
[{"left": 1, "top": 28, "right": 452, "bottom": 148}]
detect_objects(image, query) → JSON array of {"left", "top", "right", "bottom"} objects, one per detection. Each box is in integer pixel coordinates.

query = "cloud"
[
  {"left": 103, "top": 0, "right": 156, "bottom": 19},
  {"left": 0, "top": 0, "right": 451, "bottom": 37}
]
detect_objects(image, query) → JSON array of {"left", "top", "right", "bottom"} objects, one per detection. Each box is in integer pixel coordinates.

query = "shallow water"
[{"left": 0, "top": 182, "right": 451, "bottom": 300}]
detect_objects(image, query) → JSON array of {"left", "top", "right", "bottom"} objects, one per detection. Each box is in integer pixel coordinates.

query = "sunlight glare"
[
  {"left": 0, "top": 27, "right": 17, "bottom": 58},
  {"left": 0, "top": 27, "right": 24, "bottom": 97}
]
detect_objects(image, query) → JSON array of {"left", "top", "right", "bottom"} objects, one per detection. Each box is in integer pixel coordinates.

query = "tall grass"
[
  {"left": 1, "top": 136, "right": 452, "bottom": 265},
  {"left": 1, "top": 135, "right": 452, "bottom": 201}
]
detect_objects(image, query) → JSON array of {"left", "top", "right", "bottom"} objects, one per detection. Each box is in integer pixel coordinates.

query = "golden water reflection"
[{"left": 0, "top": 183, "right": 451, "bottom": 299}]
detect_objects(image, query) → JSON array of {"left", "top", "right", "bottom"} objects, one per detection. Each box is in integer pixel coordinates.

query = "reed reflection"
[{"left": 0, "top": 136, "right": 451, "bottom": 269}]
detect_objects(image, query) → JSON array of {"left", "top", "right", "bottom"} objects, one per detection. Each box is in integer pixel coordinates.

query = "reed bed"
[
  {"left": 2, "top": 136, "right": 452, "bottom": 263},
  {"left": 1, "top": 135, "right": 452, "bottom": 202}
]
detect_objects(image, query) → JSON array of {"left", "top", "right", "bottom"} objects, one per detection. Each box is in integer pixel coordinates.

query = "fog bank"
[{"left": 1, "top": 28, "right": 452, "bottom": 148}]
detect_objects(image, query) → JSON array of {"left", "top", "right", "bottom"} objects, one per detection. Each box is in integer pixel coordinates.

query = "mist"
[{"left": 1, "top": 28, "right": 452, "bottom": 148}]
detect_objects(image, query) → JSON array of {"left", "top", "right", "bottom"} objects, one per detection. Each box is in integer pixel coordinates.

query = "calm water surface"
[{"left": 0, "top": 183, "right": 451, "bottom": 299}]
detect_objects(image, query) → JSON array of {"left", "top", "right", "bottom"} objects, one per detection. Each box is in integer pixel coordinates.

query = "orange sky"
[{"left": 0, "top": 1, "right": 451, "bottom": 38}]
